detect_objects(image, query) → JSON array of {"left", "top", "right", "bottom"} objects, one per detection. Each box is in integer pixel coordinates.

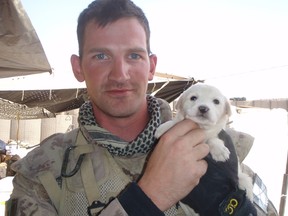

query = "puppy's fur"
[
  {"left": 155, "top": 84, "right": 255, "bottom": 215},
  {"left": 155, "top": 83, "right": 232, "bottom": 162}
]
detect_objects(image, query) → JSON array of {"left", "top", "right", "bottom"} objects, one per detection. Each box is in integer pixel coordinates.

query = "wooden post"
[
  {"left": 279, "top": 151, "right": 288, "bottom": 216},
  {"left": 16, "top": 113, "right": 20, "bottom": 149}
]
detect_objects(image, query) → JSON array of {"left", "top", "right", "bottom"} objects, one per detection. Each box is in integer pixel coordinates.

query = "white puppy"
[{"left": 155, "top": 83, "right": 232, "bottom": 162}]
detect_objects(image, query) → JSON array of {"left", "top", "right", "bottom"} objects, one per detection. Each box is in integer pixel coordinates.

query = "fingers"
[
  {"left": 192, "top": 138, "right": 210, "bottom": 161},
  {"left": 138, "top": 119, "right": 209, "bottom": 211},
  {"left": 194, "top": 155, "right": 209, "bottom": 178},
  {"left": 160, "top": 119, "right": 205, "bottom": 147},
  {"left": 167, "top": 119, "right": 199, "bottom": 137}
]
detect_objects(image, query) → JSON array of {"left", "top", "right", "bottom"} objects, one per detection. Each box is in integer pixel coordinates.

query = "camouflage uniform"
[{"left": 6, "top": 96, "right": 187, "bottom": 216}]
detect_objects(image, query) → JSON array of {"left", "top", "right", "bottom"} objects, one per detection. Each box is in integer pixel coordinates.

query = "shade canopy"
[
  {"left": 0, "top": 79, "right": 196, "bottom": 119},
  {"left": 0, "top": 0, "right": 52, "bottom": 78}
]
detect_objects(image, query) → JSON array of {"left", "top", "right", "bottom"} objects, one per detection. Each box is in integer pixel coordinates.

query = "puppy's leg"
[
  {"left": 154, "top": 120, "right": 176, "bottom": 138},
  {"left": 155, "top": 111, "right": 186, "bottom": 138},
  {"left": 238, "top": 164, "right": 254, "bottom": 200},
  {"left": 207, "top": 138, "right": 230, "bottom": 161}
]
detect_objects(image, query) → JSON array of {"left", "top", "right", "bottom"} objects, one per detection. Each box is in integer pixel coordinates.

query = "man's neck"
[{"left": 93, "top": 106, "right": 150, "bottom": 142}]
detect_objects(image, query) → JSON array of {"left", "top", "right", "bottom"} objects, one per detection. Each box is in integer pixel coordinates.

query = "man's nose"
[{"left": 109, "top": 58, "right": 130, "bottom": 82}]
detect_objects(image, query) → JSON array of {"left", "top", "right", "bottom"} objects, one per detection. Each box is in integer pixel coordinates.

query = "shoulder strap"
[
  {"left": 38, "top": 171, "right": 61, "bottom": 212},
  {"left": 76, "top": 127, "right": 101, "bottom": 214},
  {"left": 37, "top": 129, "right": 79, "bottom": 213}
]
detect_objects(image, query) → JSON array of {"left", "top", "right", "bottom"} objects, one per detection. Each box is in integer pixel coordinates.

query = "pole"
[
  {"left": 279, "top": 151, "right": 288, "bottom": 216},
  {"left": 16, "top": 113, "right": 20, "bottom": 149}
]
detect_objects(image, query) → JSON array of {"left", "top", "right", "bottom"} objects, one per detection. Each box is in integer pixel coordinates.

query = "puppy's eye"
[
  {"left": 190, "top": 96, "right": 197, "bottom": 101},
  {"left": 213, "top": 99, "right": 220, "bottom": 104}
]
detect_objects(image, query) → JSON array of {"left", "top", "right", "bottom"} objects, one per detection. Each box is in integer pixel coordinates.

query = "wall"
[
  {"left": 0, "top": 109, "right": 79, "bottom": 145},
  {"left": 0, "top": 119, "right": 10, "bottom": 142}
]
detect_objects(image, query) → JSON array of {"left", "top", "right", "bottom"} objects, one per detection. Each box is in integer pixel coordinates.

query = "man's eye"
[
  {"left": 94, "top": 53, "right": 108, "bottom": 60},
  {"left": 129, "top": 53, "right": 141, "bottom": 60}
]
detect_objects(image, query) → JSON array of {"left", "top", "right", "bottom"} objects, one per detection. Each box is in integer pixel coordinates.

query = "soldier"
[{"left": 6, "top": 0, "right": 208, "bottom": 215}]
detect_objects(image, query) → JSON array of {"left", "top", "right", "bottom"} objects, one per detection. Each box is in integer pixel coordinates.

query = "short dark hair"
[{"left": 77, "top": 0, "right": 151, "bottom": 58}]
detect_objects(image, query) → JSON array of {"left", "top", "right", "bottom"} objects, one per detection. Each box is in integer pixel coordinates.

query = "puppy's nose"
[{"left": 199, "top": 105, "right": 209, "bottom": 114}]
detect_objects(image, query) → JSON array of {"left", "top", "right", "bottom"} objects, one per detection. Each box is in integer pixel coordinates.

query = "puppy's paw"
[
  {"left": 208, "top": 138, "right": 230, "bottom": 161},
  {"left": 154, "top": 126, "right": 165, "bottom": 139},
  {"left": 238, "top": 169, "right": 254, "bottom": 200},
  {"left": 155, "top": 120, "right": 175, "bottom": 138}
]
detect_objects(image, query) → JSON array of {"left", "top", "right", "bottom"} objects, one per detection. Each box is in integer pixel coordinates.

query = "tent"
[
  {"left": 0, "top": 0, "right": 52, "bottom": 78},
  {"left": 0, "top": 79, "right": 196, "bottom": 119}
]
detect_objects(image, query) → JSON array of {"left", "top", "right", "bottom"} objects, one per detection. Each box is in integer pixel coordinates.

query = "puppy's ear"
[
  {"left": 175, "top": 94, "right": 185, "bottom": 118},
  {"left": 176, "top": 92, "right": 185, "bottom": 111},
  {"left": 225, "top": 99, "right": 232, "bottom": 117}
]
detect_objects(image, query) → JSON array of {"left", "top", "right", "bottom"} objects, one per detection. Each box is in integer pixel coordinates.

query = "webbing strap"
[
  {"left": 38, "top": 171, "right": 61, "bottom": 212},
  {"left": 81, "top": 156, "right": 101, "bottom": 214},
  {"left": 76, "top": 129, "right": 101, "bottom": 207},
  {"left": 74, "top": 144, "right": 94, "bottom": 155}
]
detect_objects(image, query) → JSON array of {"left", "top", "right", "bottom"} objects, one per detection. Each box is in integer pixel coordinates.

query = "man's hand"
[{"left": 138, "top": 119, "right": 209, "bottom": 211}]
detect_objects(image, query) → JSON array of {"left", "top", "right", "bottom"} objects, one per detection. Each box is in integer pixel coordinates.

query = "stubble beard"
[{"left": 95, "top": 95, "right": 141, "bottom": 119}]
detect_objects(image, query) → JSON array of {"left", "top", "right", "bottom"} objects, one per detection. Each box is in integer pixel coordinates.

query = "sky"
[{"left": 1, "top": 0, "right": 287, "bottom": 100}]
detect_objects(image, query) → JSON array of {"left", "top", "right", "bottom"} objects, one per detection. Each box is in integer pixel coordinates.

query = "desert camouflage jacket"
[{"left": 6, "top": 98, "right": 188, "bottom": 216}]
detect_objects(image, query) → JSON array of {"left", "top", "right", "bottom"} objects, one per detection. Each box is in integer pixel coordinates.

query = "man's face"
[{"left": 72, "top": 18, "right": 156, "bottom": 118}]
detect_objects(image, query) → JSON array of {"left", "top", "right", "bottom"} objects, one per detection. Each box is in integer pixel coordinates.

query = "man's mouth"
[{"left": 106, "top": 89, "right": 132, "bottom": 96}]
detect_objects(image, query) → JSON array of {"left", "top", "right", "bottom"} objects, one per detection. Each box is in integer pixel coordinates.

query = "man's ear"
[
  {"left": 148, "top": 54, "right": 157, "bottom": 81},
  {"left": 71, "top": 54, "right": 85, "bottom": 82}
]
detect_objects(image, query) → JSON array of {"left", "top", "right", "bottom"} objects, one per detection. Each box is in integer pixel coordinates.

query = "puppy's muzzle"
[{"left": 199, "top": 105, "right": 209, "bottom": 114}]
